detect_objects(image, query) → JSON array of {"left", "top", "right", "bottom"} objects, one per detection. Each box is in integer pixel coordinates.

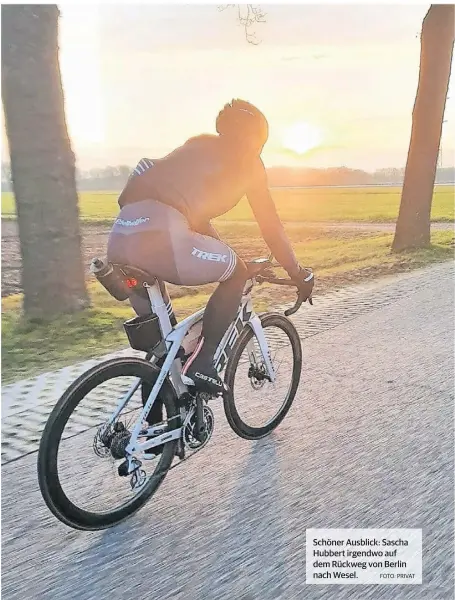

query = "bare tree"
[
  {"left": 218, "top": 4, "right": 266, "bottom": 45},
  {"left": 392, "top": 5, "right": 455, "bottom": 252},
  {"left": 2, "top": 5, "right": 89, "bottom": 318}
]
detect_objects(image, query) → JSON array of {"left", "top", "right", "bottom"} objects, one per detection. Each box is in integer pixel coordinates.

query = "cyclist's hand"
[{"left": 294, "top": 266, "right": 314, "bottom": 302}]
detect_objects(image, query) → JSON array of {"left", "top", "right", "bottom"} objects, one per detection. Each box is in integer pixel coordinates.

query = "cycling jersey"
[{"left": 116, "top": 134, "right": 299, "bottom": 277}]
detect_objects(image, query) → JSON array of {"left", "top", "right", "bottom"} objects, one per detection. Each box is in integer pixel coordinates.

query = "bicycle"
[{"left": 38, "top": 255, "right": 312, "bottom": 531}]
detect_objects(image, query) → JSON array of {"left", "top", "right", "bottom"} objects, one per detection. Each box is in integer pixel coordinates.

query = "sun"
[{"left": 282, "top": 121, "right": 324, "bottom": 155}]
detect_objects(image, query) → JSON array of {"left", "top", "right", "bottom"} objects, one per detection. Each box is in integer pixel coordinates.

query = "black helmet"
[{"left": 216, "top": 99, "right": 269, "bottom": 148}]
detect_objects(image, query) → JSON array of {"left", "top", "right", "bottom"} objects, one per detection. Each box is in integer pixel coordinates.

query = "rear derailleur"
[{"left": 94, "top": 421, "right": 147, "bottom": 490}]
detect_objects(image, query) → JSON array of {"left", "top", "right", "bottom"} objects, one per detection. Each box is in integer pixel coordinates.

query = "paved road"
[{"left": 2, "top": 263, "right": 454, "bottom": 599}]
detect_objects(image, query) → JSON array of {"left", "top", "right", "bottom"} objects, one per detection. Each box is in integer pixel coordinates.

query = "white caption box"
[{"left": 306, "top": 529, "right": 422, "bottom": 585}]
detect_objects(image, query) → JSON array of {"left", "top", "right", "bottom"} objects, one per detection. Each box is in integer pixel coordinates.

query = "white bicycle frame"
[{"left": 104, "top": 275, "right": 276, "bottom": 461}]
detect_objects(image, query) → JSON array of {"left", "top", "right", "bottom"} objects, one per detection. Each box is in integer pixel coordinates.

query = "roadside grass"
[
  {"left": 2, "top": 228, "right": 453, "bottom": 384},
  {"left": 219, "top": 186, "right": 455, "bottom": 224},
  {"left": 2, "top": 185, "right": 454, "bottom": 224}
]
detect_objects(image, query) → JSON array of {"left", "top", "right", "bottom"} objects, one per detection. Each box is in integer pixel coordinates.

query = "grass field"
[
  {"left": 2, "top": 185, "right": 454, "bottom": 382},
  {"left": 2, "top": 185, "right": 454, "bottom": 224},
  {"left": 2, "top": 224, "right": 454, "bottom": 383}
]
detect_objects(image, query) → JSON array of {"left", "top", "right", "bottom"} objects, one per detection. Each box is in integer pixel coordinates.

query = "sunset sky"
[{"left": 3, "top": 4, "right": 455, "bottom": 171}]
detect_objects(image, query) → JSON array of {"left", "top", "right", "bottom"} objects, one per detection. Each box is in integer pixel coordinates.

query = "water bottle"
[{"left": 90, "top": 258, "right": 129, "bottom": 301}]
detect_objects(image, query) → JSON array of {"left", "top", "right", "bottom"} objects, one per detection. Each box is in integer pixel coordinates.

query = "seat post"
[
  {"left": 156, "top": 279, "right": 177, "bottom": 327},
  {"left": 146, "top": 281, "right": 173, "bottom": 338}
]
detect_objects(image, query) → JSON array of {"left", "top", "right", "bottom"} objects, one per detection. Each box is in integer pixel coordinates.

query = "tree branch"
[{"left": 218, "top": 4, "right": 266, "bottom": 45}]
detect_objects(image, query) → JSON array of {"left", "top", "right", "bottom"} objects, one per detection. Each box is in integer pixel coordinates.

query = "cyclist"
[{"left": 107, "top": 99, "right": 314, "bottom": 395}]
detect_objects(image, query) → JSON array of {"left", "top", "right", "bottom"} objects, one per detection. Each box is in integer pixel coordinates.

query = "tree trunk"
[
  {"left": 392, "top": 4, "right": 454, "bottom": 252},
  {"left": 2, "top": 5, "right": 89, "bottom": 317}
]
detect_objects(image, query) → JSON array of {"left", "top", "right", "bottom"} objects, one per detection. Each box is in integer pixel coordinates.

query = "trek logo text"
[{"left": 192, "top": 247, "right": 228, "bottom": 263}]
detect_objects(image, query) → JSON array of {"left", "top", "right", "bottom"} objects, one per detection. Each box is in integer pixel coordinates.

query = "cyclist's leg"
[
  {"left": 139, "top": 210, "right": 248, "bottom": 392},
  {"left": 169, "top": 226, "right": 248, "bottom": 393},
  {"left": 137, "top": 227, "right": 248, "bottom": 392},
  {"left": 181, "top": 257, "right": 247, "bottom": 392}
]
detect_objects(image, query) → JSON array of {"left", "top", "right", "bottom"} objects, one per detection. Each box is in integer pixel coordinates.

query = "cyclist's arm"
[{"left": 246, "top": 159, "right": 300, "bottom": 278}]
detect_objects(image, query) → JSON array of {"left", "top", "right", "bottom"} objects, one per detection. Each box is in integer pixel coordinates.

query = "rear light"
[{"left": 126, "top": 278, "right": 138, "bottom": 288}]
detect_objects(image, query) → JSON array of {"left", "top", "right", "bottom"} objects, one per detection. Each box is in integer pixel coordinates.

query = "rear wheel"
[
  {"left": 223, "top": 313, "right": 302, "bottom": 439},
  {"left": 37, "top": 357, "right": 179, "bottom": 530}
]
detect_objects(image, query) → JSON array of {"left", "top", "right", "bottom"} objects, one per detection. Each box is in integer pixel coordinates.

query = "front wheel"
[{"left": 223, "top": 313, "right": 302, "bottom": 439}]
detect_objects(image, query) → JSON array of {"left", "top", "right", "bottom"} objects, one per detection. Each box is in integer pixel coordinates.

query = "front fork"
[{"left": 246, "top": 316, "right": 276, "bottom": 383}]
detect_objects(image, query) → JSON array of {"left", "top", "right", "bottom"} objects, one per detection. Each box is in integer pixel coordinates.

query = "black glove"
[{"left": 294, "top": 266, "right": 314, "bottom": 302}]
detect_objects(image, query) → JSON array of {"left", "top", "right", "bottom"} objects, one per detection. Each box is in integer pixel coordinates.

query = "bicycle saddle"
[{"left": 115, "top": 264, "right": 158, "bottom": 286}]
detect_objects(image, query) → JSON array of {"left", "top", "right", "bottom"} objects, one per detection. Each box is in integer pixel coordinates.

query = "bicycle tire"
[
  {"left": 37, "top": 357, "right": 179, "bottom": 531},
  {"left": 223, "top": 312, "right": 302, "bottom": 440}
]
